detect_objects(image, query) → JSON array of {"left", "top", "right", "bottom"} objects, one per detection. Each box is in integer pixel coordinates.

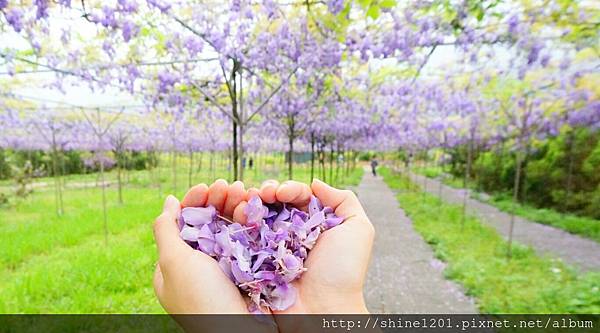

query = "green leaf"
[
  {"left": 379, "top": 0, "right": 396, "bottom": 9},
  {"left": 367, "top": 5, "right": 380, "bottom": 19},
  {"left": 358, "top": 0, "right": 372, "bottom": 9}
]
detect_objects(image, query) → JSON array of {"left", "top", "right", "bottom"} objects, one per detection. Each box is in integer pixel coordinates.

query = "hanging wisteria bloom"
[{"left": 177, "top": 195, "right": 343, "bottom": 313}]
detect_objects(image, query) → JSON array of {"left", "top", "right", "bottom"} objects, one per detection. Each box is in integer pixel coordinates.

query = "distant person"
[
  {"left": 248, "top": 157, "right": 253, "bottom": 169},
  {"left": 370, "top": 157, "right": 379, "bottom": 177},
  {"left": 242, "top": 157, "right": 247, "bottom": 169}
]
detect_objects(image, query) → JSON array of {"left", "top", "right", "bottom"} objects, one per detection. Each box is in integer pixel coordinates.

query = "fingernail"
[{"left": 164, "top": 195, "right": 177, "bottom": 210}]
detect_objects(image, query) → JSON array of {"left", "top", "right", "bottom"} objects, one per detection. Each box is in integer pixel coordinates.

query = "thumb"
[
  {"left": 153, "top": 195, "right": 189, "bottom": 267},
  {"left": 311, "top": 178, "right": 366, "bottom": 219}
]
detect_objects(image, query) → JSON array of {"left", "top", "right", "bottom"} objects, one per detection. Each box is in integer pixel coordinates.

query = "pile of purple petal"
[{"left": 177, "top": 194, "right": 343, "bottom": 312}]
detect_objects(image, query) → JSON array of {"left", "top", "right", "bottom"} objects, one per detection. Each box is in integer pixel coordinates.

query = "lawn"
[
  {"left": 381, "top": 167, "right": 600, "bottom": 313},
  {"left": 0, "top": 163, "right": 363, "bottom": 313}
]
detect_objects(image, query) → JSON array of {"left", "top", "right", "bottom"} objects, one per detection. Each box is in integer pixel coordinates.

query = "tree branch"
[{"left": 246, "top": 66, "right": 299, "bottom": 123}]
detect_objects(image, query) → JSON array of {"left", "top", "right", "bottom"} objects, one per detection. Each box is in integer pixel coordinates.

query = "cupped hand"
[
  {"left": 152, "top": 179, "right": 252, "bottom": 314},
  {"left": 256, "top": 179, "right": 375, "bottom": 314},
  {"left": 153, "top": 178, "right": 374, "bottom": 316}
]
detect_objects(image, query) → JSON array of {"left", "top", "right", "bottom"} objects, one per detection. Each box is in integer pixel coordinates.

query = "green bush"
[{"left": 449, "top": 128, "right": 599, "bottom": 219}]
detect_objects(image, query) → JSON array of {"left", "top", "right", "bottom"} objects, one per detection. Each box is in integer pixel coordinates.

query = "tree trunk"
[
  {"left": 157, "top": 152, "right": 162, "bottom": 198},
  {"left": 564, "top": 131, "right": 575, "bottom": 212},
  {"left": 51, "top": 145, "right": 62, "bottom": 216},
  {"left": 188, "top": 149, "right": 194, "bottom": 189},
  {"left": 171, "top": 150, "right": 177, "bottom": 194},
  {"left": 100, "top": 151, "right": 108, "bottom": 245},
  {"left": 507, "top": 151, "right": 522, "bottom": 259},
  {"left": 335, "top": 145, "right": 341, "bottom": 185},
  {"left": 239, "top": 122, "right": 245, "bottom": 182},
  {"left": 310, "top": 134, "right": 315, "bottom": 182},
  {"left": 210, "top": 150, "right": 215, "bottom": 181},
  {"left": 117, "top": 152, "right": 123, "bottom": 204},
  {"left": 437, "top": 150, "right": 444, "bottom": 203},
  {"left": 422, "top": 151, "right": 428, "bottom": 195},
  {"left": 288, "top": 128, "right": 294, "bottom": 179},
  {"left": 232, "top": 120, "right": 238, "bottom": 181},
  {"left": 329, "top": 145, "right": 334, "bottom": 186},
  {"left": 461, "top": 140, "right": 473, "bottom": 229}
]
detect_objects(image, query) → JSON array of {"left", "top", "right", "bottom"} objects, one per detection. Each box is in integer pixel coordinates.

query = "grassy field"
[
  {"left": 0, "top": 162, "right": 363, "bottom": 313},
  {"left": 410, "top": 164, "right": 600, "bottom": 243},
  {"left": 381, "top": 167, "right": 600, "bottom": 313}
]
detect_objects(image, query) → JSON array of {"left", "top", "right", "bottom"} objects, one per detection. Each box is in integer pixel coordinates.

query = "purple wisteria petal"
[
  {"left": 197, "top": 224, "right": 216, "bottom": 254},
  {"left": 324, "top": 216, "right": 344, "bottom": 229},
  {"left": 308, "top": 195, "right": 322, "bottom": 217},
  {"left": 268, "top": 283, "right": 296, "bottom": 311},
  {"left": 178, "top": 194, "right": 343, "bottom": 312},
  {"left": 245, "top": 195, "right": 267, "bottom": 225},
  {"left": 181, "top": 206, "right": 216, "bottom": 226},
  {"left": 180, "top": 225, "right": 201, "bottom": 242}
]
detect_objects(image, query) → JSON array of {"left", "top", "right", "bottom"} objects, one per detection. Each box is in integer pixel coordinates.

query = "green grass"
[
  {"left": 488, "top": 195, "right": 600, "bottom": 244},
  {"left": 381, "top": 167, "right": 600, "bottom": 313},
  {"left": 411, "top": 164, "right": 600, "bottom": 243},
  {"left": 0, "top": 163, "right": 363, "bottom": 313}
]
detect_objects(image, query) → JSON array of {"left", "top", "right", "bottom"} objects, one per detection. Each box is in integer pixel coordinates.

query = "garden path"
[{"left": 357, "top": 172, "right": 477, "bottom": 313}]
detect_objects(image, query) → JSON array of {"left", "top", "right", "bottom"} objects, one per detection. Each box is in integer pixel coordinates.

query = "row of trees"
[{"left": 1, "top": 1, "right": 599, "bottom": 246}]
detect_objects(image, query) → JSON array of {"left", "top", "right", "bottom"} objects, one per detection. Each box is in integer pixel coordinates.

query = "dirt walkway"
[
  {"left": 409, "top": 172, "right": 600, "bottom": 272},
  {"left": 357, "top": 172, "right": 477, "bottom": 313}
]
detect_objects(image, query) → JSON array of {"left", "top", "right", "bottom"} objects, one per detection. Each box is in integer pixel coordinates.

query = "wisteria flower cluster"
[{"left": 177, "top": 195, "right": 344, "bottom": 312}]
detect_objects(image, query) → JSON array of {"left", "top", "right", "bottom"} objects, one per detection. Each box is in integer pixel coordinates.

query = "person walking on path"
[{"left": 370, "top": 157, "right": 379, "bottom": 177}]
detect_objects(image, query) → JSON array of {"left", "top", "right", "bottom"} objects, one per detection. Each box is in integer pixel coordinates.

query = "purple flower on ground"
[{"left": 178, "top": 195, "right": 343, "bottom": 312}]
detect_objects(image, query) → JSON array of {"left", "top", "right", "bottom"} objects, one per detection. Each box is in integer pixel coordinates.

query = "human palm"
[{"left": 152, "top": 178, "right": 374, "bottom": 315}]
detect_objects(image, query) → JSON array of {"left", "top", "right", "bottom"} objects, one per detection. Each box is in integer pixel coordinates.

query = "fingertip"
[
  {"left": 310, "top": 178, "right": 344, "bottom": 209},
  {"left": 208, "top": 179, "right": 229, "bottom": 212},
  {"left": 214, "top": 178, "right": 229, "bottom": 187},
  {"left": 163, "top": 195, "right": 181, "bottom": 215},
  {"left": 246, "top": 187, "right": 260, "bottom": 201},
  {"left": 259, "top": 180, "right": 279, "bottom": 204},
  {"left": 181, "top": 183, "right": 209, "bottom": 207},
  {"left": 233, "top": 201, "right": 248, "bottom": 225},
  {"left": 276, "top": 181, "right": 311, "bottom": 207},
  {"left": 275, "top": 182, "right": 293, "bottom": 202},
  {"left": 224, "top": 181, "right": 246, "bottom": 217}
]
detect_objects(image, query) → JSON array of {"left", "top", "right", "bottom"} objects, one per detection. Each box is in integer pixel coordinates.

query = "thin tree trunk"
[
  {"left": 239, "top": 122, "right": 244, "bottom": 181},
  {"left": 507, "top": 151, "right": 523, "bottom": 259},
  {"left": 100, "top": 152, "right": 108, "bottom": 244},
  {"left": 232, "top": 121, "right": 238, "bottom": 181},
  {"left": 422, "top": 152, "right": 428, "bottom": 195},
  {"left": 288, "top": 127, "right": 294, "bottom": 179},
  {"left": 117, "top": 151, "right": 123, "bottom": 204},
  {"left": 188, "top": 149, "right": 194, "bottom": 188},
  {"left": 564, "top": 131, "right": 575, "bottom": 212},
  {"left": 438, "top": 148, "right": 444, "bottom": 203},
  {"left": 171, "top": 150, "right": 177, "bottom": 194},
  {"left": 335, "top": 145, "right": 341, "bottom": 185},
  {"left": 461, "top": 140, "right": 473, "bottom": 229},
  {"left": 345, "top": 149, "right": 350, "bottom": 177},
  {"left": 51, "top": 144, "right": 62, "bottom": 216},
  {"left": 156, "top": 152, "right": 162, "bottom": 197},
  {"left": 310, "top": 134, "right": 315, "bottom": 182},
  {"left": 329, "top": 145, "right": 334, "bottom": 186}
]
